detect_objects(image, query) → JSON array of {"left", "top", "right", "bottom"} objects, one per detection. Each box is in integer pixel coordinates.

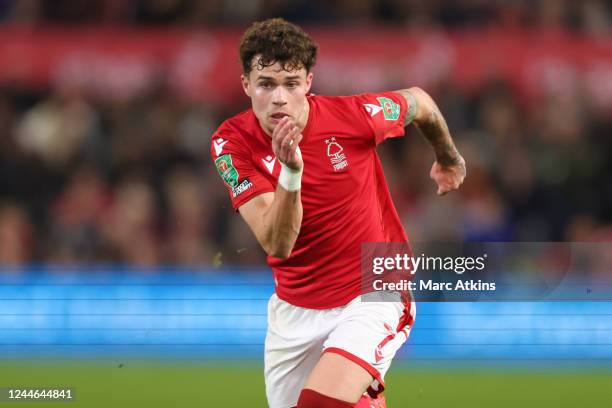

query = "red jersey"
[{"left": 211, "top": 92, "right": 410, "bottom": 309}]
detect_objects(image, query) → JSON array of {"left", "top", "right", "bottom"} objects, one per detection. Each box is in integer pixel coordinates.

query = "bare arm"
[
  {"left": 238, "top": 117, "right": 304, "bottom": 259},
  {"left": 396, "top": 87, "right": 461, "bottom": 165},
  {"left": 396, "top": 87, "right": 466, "bottom": 195},
  {"left": 239, "top": 188, "right": 302, "bottom": 259}
]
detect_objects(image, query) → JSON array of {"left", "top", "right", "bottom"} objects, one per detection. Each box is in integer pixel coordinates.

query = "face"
[{"left": 241, "top": 57, "right": 313, "bottom": 135}]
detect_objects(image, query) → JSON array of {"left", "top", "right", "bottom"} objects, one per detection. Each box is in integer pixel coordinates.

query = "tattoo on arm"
[
  {"left": 404, "top": 90, "right": 419, "bottom": 126},
  {"left": 416, "top": 107, "right": 460, "bottom": 167},
  {"left": 395, "top": 88, "right": 460, "bottom": 166}
]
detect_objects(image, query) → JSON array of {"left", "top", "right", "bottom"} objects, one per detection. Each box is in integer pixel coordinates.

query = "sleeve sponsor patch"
[
  {"left": 215, "top": 154, "right": 240, "bottom": 188},
  {"left": 232, "top": 178, "right": 253, "bottom": 197},
  {"left": 376, "top": 96, "right": 401, "bottom": 120},
  {"left": 215, "top": 153, "right": 253, "bottom": 197}
]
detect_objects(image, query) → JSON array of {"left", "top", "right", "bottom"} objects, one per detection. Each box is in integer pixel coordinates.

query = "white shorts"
[{"left": 264, "top": 292, "right": 416, "bottom": 408}]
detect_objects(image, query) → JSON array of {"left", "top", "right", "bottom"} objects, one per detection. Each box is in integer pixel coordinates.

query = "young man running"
[{"left": 211, "top": 18, "right": 466, "bottom": 408}]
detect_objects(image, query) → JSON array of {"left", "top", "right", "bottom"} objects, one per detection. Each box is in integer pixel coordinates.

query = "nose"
[{"left": 271, "top": 86, "right": 287, "bottom": 106}]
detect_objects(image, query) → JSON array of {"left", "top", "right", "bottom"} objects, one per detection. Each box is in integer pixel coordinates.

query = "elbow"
[
  {"left": 264, "top": 242, "right": 294, "bottom": 260},
  {"left": 261, "top": 224, "right": 301, "bottom": 260},
  {"left": 270, "top": 249, "right": 291, "bottom": 260},
  {"left": 406, "top": 86, "right": 435, "bottom": 125},
  {"left": 408, "top": 86, "right": 426, "bottom": 96}
]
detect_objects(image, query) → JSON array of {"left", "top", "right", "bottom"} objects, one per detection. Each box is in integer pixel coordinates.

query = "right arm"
[
  {"left": 238, "top": 188, "right": 301, "bottom": 259},
  {"left": 238, "top": 117, "right": 304, "bottom": 259}
]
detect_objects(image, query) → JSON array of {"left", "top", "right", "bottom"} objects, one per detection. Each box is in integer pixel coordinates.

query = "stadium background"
[{"left": 0, "top": 0, "right": 611, "bottom": 406}]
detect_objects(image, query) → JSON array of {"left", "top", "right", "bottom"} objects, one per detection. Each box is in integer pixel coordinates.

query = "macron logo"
[
  {"left": 213, "top": 138, "right": 229, "bottom": 156},
  {"left": 262, "top": 155, "right": 276, "bottom": 174},
  {"left": 374, "top": 345, "right": 384, "bottom": 363},
  {"left": 363, "top": 103, "right": 383, "bottom": 117}
]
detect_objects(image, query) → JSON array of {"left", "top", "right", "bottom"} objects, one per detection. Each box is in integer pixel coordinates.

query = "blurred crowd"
[
  {"left": 0, "top": 0, "right": 611, "bottom": 34},
  {"left": 0, "top": 2, "right": 610, "bottom": 268},
  {"left": 0, "top": 80, "right": 230, "bottom": 266},
  {"left": 0, "top": 75, "right": 610, "bottom": 267}
]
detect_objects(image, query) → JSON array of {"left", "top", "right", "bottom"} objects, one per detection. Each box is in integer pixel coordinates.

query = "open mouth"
[{"left": 271, "top": 113, "right": 289, "bottom": 120}]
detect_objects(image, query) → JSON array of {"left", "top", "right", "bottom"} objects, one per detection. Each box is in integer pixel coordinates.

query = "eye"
[
  {"left": 259, "top": 82, "right": 273, "bottom": 89},
  {"left": 286, "top": 82, "right": 298, "bottom": 88}
]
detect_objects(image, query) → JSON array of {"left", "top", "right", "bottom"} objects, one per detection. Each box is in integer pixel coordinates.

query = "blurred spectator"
[
  {"left": 101, "top": 172, "right": 160, "bottom": 266},
  {"left": 0, "top": 202, "right": 33, "bottom": 266},
  {"left": 15, "top": 88, "right": 98, "bottom": 168},
  {"left": 162, "top": 165, "right": 215, "bottom": 265},
  {"left": 45, "top": 165, "right": 112, "bottom": 264}
]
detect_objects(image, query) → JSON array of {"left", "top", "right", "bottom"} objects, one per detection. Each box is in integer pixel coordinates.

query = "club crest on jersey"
[
  {"left": 215, "top": 154, "right": 239, "bottom": 188},
  {"left": 376, "top": 97, "right": 400, "bottom": 121},
  {"left": 325, "top": 137, "right": 348, "bottom": 171}
]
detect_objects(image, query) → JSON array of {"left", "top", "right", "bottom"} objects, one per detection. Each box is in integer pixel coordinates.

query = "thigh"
[
  {"left": 264, "top": 294, "right": 331, "bottom": 408},
  {"left": 302, "top": 351, "right": 374, "bottom": 404},
  {"left": 305, "top": 297, "right": 416, "bottom": 401}
]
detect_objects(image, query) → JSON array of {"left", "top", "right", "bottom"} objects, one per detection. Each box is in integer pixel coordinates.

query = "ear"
[
  {"left": 241, "top": 74, "right": 250, "bottom": 97},
  {"left": 304, "top": 71, "right": 314, "bottom": 94}
]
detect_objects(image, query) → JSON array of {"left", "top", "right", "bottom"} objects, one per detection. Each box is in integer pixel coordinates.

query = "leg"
[
  {"left": 302, "top": 352, "right": 374, "bottom": 403},
  {"left": 265, "top": 336, "right": 323, "bottom": 407},
  {"left": 298, "top": 296, "right": 415, "bottom": 406},
  {"left": 265, "top": 294, "right": 333, "bottom": 408}
]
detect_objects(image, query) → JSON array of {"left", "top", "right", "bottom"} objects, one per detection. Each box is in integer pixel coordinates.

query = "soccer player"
[{"left": 211, "top": 18, "right": 466, "bottom": 408}]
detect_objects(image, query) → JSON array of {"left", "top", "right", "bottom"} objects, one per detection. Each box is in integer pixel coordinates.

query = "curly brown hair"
[{"left": 239, "top": 18, "right": 318, "bottom": 75}]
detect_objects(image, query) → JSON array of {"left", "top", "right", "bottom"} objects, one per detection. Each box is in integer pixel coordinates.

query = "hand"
[
  {"left": 272, "top": 117, "right": 303, "bottom": 171},
  {"left": 430, "top": 155, "right": 466, "bottom": 196}
]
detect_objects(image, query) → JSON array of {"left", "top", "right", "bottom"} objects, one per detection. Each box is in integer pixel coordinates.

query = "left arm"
[{"left": 395, "top": 87, "right": 466, "bottom": 195}]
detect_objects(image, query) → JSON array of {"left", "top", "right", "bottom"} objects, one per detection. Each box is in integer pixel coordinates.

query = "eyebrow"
[{"left": 256, "top": 75, "right": 301, "bottom": 81}]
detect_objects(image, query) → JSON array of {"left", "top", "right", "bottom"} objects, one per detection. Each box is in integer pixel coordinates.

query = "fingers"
[
  {"left": 437, "top": 183, "right": 454, "bottom": 195},
  {"left": 279, "top": 126, "right": 301, "bottom": 163},
  {"left": 272, "top": 117, "right": 292, "bottom": 153},
  {"left": 272, "top": 117, "right": 303, "bottom": 171},
  {"left": 291, "top": 133, "right": 303, "bottom": 161},
  {"left": 437, "top": 175, "right": 465, "bottom": 195},
  {"left": 437, "top": 174, "right": 464, "bottom": 195},
  {"left": 272, "top": 117, "right": 300, "bottom": 158},
  {"left": 437, "top": 182, "right": 450, "bottom": 196},
  {"left": 430, "top": 159, "right": 467, "bottom": 196}
]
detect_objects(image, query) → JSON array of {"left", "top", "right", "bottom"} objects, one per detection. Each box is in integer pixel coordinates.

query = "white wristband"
[{"left": 278, "top": 147, "right": 303, "bottom": 192}]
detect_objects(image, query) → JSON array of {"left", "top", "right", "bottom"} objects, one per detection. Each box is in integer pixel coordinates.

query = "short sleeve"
[
  {"left": 211, "top": 127, "right": 274, "bottom": 211},
  {"left": 352, "top": 92, "right": 408, "bottom": 145}
]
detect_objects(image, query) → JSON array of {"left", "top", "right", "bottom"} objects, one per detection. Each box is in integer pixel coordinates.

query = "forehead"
[{"left": 249, "top": 58, "right": 307, "bottom": 81}]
